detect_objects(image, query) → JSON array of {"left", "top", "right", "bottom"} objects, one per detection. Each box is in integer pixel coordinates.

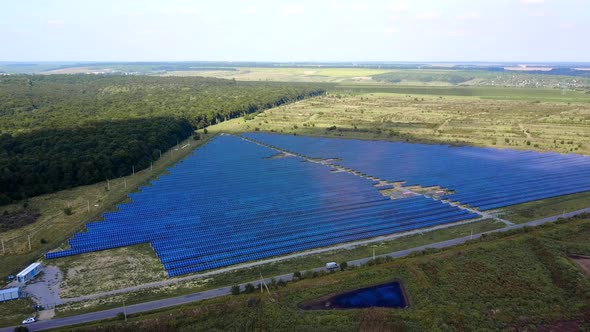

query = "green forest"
[{"left": 0, "top": 75, "right": 325, "bottom": 204}]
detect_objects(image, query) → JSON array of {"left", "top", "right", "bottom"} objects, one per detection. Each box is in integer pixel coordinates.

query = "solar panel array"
[
  {"left": 243, "top": 133, "right": 590, "bottom": 211},
  {"left": 46, "top": 134, "right": 478, "bottom": 276}
]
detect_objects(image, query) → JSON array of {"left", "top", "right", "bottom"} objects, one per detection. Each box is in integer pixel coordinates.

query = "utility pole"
[
  {"left": 159, "top": 150, "right": 162, "bottom": 159},
  {"left": 123, "top": 300, "right": 127, "bottom": 321},
  {"left": 1, "top": 239, "right": 5, "bottom": 255},
  {"left": 28, "top": 235, "right": 31, "bottom": 251},
  {"left": 470, "top": 229, "right": 473, "bottom": 241},
  {"left": 107, "top": 179, "right": 110, "bottom": 190},
  {"left": 132, "top": 165, "right": 135, "bottom": 176},
  {"left": 373, "top": 248, "right": 376, "bottom": 261},
  {"left": 124, "top": 178, "right": 127, "bottom": 189},
  {"left": 150, "top": 162, "right": 153, "bottom": 171},
  {"left": 87, "top": 200, "right": 90, "bottom": 212}
]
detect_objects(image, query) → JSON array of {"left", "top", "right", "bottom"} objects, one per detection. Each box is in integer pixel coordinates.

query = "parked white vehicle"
[
  {"left": 326, "top": 262, "right": 339, "bottom": 270},
  {"left": 22, "top": 317, "right": 36, "bottom": 324}
]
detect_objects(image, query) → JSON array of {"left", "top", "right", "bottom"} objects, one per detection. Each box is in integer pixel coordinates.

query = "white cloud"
[
  {"left": 350, "top": 2, "right": 369, "bottom": 10},
  {"left": 387, "top": 0, "right": 409, "bottom": 11},
  {"left": 47, "top": 20, "right": 65, "bottom": 27},
  {"left": 527, "top": 10, "right": 548, "bottom": 17},
  {"left": 457, "top": 11, "right": 480, "bottom": 20},
  {"left": 383, "top": 27, "right": 396, "bottom": 36},
  {"left": 415, "top": 11, "right": 441, "bottom": 20},
  {"left": 244, "top": 6, "right": 257, "bottom": 14},
  {"left": 448, "top": 29, "right": 471, "bottom": 37},
  {"left": 281, "top": 6, "right": 305, "bottom": 16},
  {"left": 559, "top": 22, "right": 575, "bottom": 30}
]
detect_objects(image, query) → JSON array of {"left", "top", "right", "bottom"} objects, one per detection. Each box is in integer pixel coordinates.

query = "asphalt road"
[{"left": 3, "top": 207, "right": 589, "bottom": 332}]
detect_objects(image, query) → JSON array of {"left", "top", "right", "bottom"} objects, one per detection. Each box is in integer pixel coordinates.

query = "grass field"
[
  {"left": 164, "top": 67, "right": 590, "bottom": 90},
  {"left": 163, "top": 67, "right": 392, "bottom": 83},
  {"left": 0, "top": 298, "right": 35, "bottom": 327},
  {"left": 498, "top": 191, "right": 590, "bottom": 223},
  {"left": 208, "top": 91, "right": 590, "bottom": 155},
  {"left": 49, "top": 215, "right": 590, "bottom": 331},
  {"left": 0, "top": 135, "right": 211, "bottom": 286}
]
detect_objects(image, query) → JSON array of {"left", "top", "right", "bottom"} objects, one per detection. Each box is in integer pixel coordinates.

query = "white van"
[{"left": 326, "top": 262, "right": 339, "bottom": 270}]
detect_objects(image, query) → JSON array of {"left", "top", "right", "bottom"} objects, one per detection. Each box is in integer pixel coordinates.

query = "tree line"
[{"left": 0, "top": 75, "right": 326, "bottom": 204}]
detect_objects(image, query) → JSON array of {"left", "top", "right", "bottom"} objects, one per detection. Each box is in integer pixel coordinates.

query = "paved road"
[{"left": 2, "top": 207, "right": 589, "bottom": 332}]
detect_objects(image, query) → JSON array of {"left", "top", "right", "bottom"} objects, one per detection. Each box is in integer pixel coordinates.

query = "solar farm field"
[
  {"left": 46, "top": 134, "right": 478, "bottom": 277},
  {"left": 245, "top": 133, "right": 590, "bottom": 211},
  {"left": 46, "top": 133, "right": 590, "bottom": 277}
]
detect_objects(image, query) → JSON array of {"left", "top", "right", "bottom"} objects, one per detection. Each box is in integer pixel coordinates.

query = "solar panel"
[{"left": 46, "top": 135, "right": 478, "bottom": 276}]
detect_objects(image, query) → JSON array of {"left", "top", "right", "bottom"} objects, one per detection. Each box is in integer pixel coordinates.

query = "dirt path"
[
  {"left": 518, "top": 123, "right": 531, "bottom": 138},
  {"left": 435, "top": 118, "right": 451, "bottom": 135}
]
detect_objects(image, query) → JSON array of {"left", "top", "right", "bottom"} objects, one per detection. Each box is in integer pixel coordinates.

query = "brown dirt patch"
[
  {"left": 0, "top": 208, "right": 41, "bottom": 232},
  {"left": 570, "top": 255, "right": 590, "bottom": 277}
]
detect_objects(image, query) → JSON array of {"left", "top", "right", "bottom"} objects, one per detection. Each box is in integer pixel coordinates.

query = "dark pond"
[{"left": 300, "top": 282, "right": 408, "bottom": 310}]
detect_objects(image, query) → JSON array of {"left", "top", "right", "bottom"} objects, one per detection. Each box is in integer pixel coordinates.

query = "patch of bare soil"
[
  {"left": 571, "top": 255, "right": 590, "bottom": 277},
  {"left": 0, "top": 208, "right": 41, "bottom": 232}
]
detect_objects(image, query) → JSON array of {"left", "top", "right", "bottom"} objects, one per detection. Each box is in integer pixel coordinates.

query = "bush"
[
  {"left": 292, "top": 271, "right": 302, "bottom": 280},
  {"left": 243, "top": 283, "right": 255, "bottom": 294},
  {"left": 340, "top": 262, "right": 348, "bottom": 271},
  {"left": 13, "top": 327, "right": 29, "bottom": 332},
  {"left": 116, "top": 312, "right": 126, "bottom": 320},
  {"left": 40, "top": 238, "right": 48, "bottom": 244},
  {"left": 303, "top": 270, "right": 315, "bottom": 279},
  {"left": 277, "top": 279, "right": 287, "bottom": 287},
  {"left": 63, "top": 207, "right": 73, "bottom": 215},
  {"left": 230, "top": 285, "right": 240, "bottom": 295}
]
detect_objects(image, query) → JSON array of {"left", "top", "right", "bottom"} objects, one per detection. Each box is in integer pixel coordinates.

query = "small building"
[
  {"left": 0, "top": 287, "right": 20, "bottom": 302},
  {"left": 17, "top": 262, "right": 42, "bottom": 283}
]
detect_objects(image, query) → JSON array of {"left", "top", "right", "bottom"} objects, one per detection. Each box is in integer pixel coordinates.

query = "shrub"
[
  {"left": 13, "top": 327, "right": 29, "bottom": 332},
  {"left": 303, "top": 270, "right": 315, "bottom": 279},
  {"left": 63, "top": 207, "right": 73, "bottom": 215},
  {"left": 230, "top": 285, "right": 240, "bottom": 295},
  {"left": 277, "top": 279, "right": 287, "bottom": 287},
  {"left": 340, "top": 262, "right": 348, "bottom": 271},
  {"left": 292, "top": 271, "right": 302, "bottom": 280},
  {"left": 243, "top": 283, "right": 255, "bottom": 294}
]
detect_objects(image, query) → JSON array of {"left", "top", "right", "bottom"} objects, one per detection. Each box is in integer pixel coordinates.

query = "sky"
[{"left": 1, "top": 0, "right": 589, "bottom": 62}]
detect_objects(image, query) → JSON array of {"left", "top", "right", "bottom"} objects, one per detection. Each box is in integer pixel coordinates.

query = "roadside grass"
[
  {"left": 497, "top": 191, "right": 590, "bottom": 223},
  {"left": 0, "top": 298, "right": 35, "bottom": 327},
  {"left": 49, "top": 216, "right": 590, "bottom": 331},
  {"left": 51, "top": 218, "right": 504, "bottom": 317},
  {"left": 0, "top": 135, "right": 212, "bottom": 286}
]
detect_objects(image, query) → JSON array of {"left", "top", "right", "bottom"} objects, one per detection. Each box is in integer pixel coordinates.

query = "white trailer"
[{"left": 0, "top": 287, "right": 20, "bottom": 302}]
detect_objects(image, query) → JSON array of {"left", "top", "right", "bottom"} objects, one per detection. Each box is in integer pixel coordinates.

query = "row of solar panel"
[
  {"left": 166, "top": 212, "right": 478, "bottom": 277},
  {"left": 68, "top": 197, "right": 448, "bottom": 247}
]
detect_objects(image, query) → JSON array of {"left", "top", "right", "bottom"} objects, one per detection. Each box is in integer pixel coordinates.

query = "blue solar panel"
[
  {"left": 45, "top": 134, "right": 479, "bottom": 276},
  {"left": 243, "top": 133, "right": 590, "bottom": 211}
]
